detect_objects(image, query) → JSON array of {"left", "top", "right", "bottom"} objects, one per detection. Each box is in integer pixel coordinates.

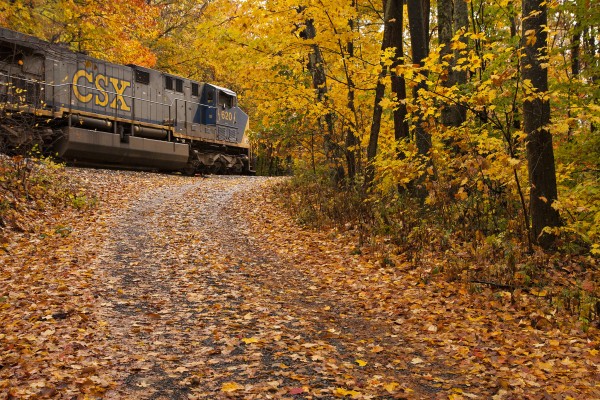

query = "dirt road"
[{"left": 92, "top": 175, "right": 428, "bottom": 399}]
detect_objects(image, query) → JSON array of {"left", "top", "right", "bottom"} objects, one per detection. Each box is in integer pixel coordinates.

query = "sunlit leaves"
[
  {"left": 221, "top": 381, "right": 244, "bottom": 392},
  {"left": 334, "top": 387, "right": 361, "bottom": 397},
  {"left": 1, "top": 0, "right": 159, "bottom": 66}
]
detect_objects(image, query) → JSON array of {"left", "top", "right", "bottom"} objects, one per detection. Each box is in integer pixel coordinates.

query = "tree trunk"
[
  {"left": 298, "top": 7, "right": 341, "bottom": 179},
  {"left": 390, "top": 0, "right": 408, "bottom": 142},
  {"left": 521, "top": 0, "right": 561, "bottom": 249},
  {"left": 407, "top": 0, "right": 431, "bottom": 156},
  {"left": 568, "top": 21, "right": 581, "bottom": 140},
  {"left": 571, "top": 23, "right": 581, "bottom": 77},
  {"left": 438, "top": 0, "right": 455, "bottom": 126},
  {"left": 584, "top": 25, "right": 598, "bottom": 133},
  {"left": 345, "top": 0, "right": 359, "bottom": 182},
  {"left": 453, "top": 0, "right": 468, "bottom": 123},
  {"left": 365, "top": 0, "right": 404, "bottom": 187}
]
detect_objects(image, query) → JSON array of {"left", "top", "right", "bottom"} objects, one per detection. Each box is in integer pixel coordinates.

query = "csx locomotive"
[{"left": 0, "top": 27, "right": 253, "bottom": 174}]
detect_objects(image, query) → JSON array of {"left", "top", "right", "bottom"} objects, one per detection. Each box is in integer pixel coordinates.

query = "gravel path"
[
  {"left": 91, "top": 175, "right": 425, "bottom": 399},
  {"left": 94, "top": 176, "right": 269, "bottom": 398}
]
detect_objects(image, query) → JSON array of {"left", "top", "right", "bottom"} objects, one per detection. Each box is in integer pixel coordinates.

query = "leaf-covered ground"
[{"left": 1, "top": 169, "right": 599, "bottom": 399}]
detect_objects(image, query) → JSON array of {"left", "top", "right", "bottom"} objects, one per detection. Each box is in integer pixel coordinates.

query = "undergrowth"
[
  {"left": 0, "top": 154, "right": 97, "bottom": 244},
  {"left": 275, "top": 169, "right": 599, "bottom": 329}
]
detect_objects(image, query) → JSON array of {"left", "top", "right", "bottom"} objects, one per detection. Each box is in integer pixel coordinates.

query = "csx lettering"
[{"left": 72, "top": 70, "right": 131, "bottom": 111}]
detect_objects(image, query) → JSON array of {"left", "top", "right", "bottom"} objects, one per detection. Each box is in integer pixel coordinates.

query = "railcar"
[{"left": 0, "top": 27, "right": 253, "bottom": 174}]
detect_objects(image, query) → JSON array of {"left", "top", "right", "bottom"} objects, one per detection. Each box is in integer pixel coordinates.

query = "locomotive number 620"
[{"left": 220, "top": 110, "right": 234, "bottom": 122}]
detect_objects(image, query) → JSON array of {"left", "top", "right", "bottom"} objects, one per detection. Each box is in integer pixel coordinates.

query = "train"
[{"left": 0, "top": 27, "right": 253, "bottom": 175}]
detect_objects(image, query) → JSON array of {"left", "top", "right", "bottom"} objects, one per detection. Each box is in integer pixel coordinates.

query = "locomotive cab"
[{"left": 192, "top": 84, "right": 251, "bottom": 174}]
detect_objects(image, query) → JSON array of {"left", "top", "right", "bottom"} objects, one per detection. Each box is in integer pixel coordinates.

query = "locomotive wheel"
[
  {"left": 183, "top": 151, "right": 200, "bottom": 176},
  {"left": 212, "top": 161, "right": 224, "bottom": 174},
  {"left": 183, "top": 162, "right": 198, "bottom": 176}
]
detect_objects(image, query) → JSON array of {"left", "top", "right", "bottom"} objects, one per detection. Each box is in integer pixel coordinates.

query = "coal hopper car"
[{"left": 0, "top": 27, "right": 253, "bottom": 174}]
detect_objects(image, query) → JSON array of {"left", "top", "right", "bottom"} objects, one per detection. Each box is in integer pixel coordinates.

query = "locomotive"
[{"left": 0, "top": 27, "right": 253, "bottom": 174}]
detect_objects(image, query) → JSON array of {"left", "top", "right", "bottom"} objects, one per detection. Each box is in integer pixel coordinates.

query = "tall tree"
[
  {"left": 438, "top": 0, "right": 468, "bottom": 127},
  {"left": 438, "top": 0, "right": 454, "bottom": 125},
  {"left": 365, "top": 0, "right": 405, "bottom": 187},
  {"left": 390, "top": 1, "right": 408, "bottom": 143},
  {"left": 297, "top": 6, "right": 341, "bottom": 179},
  {"left": 521, "top": 0, "right": 561, "bottom": 249},
  {"left": 453, "top": 0, "right": 468, "bottom": 120},
  {"left": 407, "top": 0, "right": 431, "bottom": 157}
]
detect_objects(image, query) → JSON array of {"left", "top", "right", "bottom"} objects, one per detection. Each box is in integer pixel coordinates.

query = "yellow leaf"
[
  {"left": 334, "top": 387, "right": 361, "bottom": 397},
  {"left": 451, "top": 40, "right": 468, "bottom": 51},
  {"left": 530, "top": 288, "right": 547, "bottom": 297},
  {"left": 355, "top": 359, "right": 367, "bottom": 367},
  {"left": 384, "top": 382, "right": 399, "bottom": 393},
  {"left": 221, "top": 381, "right": 243, "bottom": 392},
  {"left": 536, "top": 361, "right": 553, "bottom": 372},
  {"left": 242, "top": 337, "right": 259, "bottom": 344},
  {"left": 455, "top": 187, "right": 468, "bottom": 200},
  {"left": 561, "top": 357, "right": 575, "bottom": 367}
]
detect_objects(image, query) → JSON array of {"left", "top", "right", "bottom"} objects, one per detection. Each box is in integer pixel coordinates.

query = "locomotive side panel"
[
  {"left": 206, "top": 84, "right": 249, "bottom": 148},
  {"left": 130, "top": 66, "right": 170, "bottom": 128},
  {"left": 185, "top": 81, "right": 204, "bottom": 139},
  {"left": 47, "top": 55, "right": 190, "bottom": 170},
  {"left": 47, "top": 54, "right": 134, "bottom": 121},
  {"left": 161, "top": 74, "right": 187, "bottom": 136}
]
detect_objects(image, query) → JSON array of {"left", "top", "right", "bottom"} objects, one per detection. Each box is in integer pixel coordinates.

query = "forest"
[{"left": 4, "top": 0, "right": 597, "bottom": 250}]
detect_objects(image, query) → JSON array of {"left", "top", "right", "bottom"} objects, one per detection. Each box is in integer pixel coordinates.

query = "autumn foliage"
[{"left": 1, "top": 0, "right": 597, "bottom": 253}]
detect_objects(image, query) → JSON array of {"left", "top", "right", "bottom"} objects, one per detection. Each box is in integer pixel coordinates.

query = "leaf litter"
[{"left": 0, "top": 168, "right": 598, "bottom": 399}]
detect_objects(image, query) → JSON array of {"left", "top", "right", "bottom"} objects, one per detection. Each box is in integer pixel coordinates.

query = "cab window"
[
  {"left": 165, "top": 76, "right": 173, "bottom": 91},
  {"left": 218, "top": 92, "right": 234, "bottom": 108}
]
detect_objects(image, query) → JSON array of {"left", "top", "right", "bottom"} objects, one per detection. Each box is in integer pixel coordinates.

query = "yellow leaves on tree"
[{"left": 1, "top": 0, "right": 158, "bottom": 66}]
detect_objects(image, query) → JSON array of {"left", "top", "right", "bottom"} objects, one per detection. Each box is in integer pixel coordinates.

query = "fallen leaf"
[
  {"left": 371, "top": 345, "right": 384, "bottom": 353},
  {"left": 334, "top": 387, "right": 361, "bottom": 397},
  {"left": 221, "top": 381, "right": 244, "bottom": 392},
  {"left": 384, "top": 382, "right": 399, "bottom": 392}
]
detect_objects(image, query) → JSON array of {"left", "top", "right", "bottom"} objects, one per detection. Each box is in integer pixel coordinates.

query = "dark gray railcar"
[{"left": 0, "top": 27, "right": 252, "bottom": 173}]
